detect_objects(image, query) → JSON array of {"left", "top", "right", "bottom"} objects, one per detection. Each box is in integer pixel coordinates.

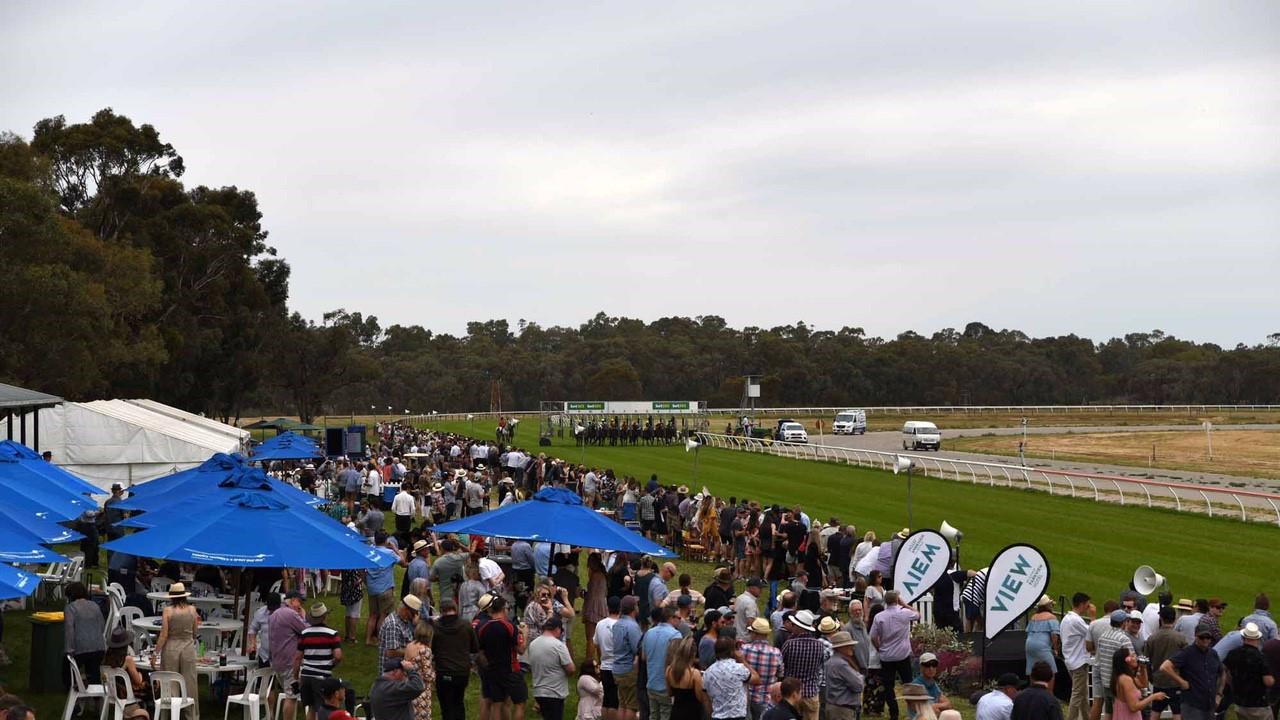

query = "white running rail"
[{"left": 690, "top": 432, "right": 1280, "bottom": 527}]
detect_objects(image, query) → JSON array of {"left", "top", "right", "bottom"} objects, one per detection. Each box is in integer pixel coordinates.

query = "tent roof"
[
  {"left": 242, "top": 417, "right": 297, "bottom": 430},
  {"left": 79, "top": 400, "right": 240, "bottom": 450},
  {"left": 123, "top": 399, "right": 249, "bottom": 444},
  {"left": 0, "top": 382, "right": 62, "bottom": 410}
]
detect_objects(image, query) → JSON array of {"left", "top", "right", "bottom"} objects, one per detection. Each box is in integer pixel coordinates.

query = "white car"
[
  {"left": 832, "top": 409, "right": 867, "bottom": 435},
  {"left": 902, "top": 421, "right": 942, "bottom": 451},
  {"left": 776, "top": 422, "right": 809, "bottom": 443}
]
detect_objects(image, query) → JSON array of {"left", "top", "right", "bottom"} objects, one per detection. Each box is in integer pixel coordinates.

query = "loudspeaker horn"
[
  {"left": 685, "top": 437, "right": 700, "bottom": 452},
  {"left": 893, "top": 456, "right": 913, "bottom": 475},
  {"left": 1133, "top": 565, "right": 1167, "bottom": 595},
  {"left": 940, "top": 520, "right": 964, "bottom": 543}
]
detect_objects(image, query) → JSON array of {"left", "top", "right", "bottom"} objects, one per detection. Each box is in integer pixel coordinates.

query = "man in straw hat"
[
  {"left": 782, "top": 610, "right": 824, "bottom": 720},
  {"left": 824, "top": 631, "right": 864, "bottom": 720},
  {"left": 742, "top": 617, "right": 783, "bottom": 720},
  {"left": 1222, "top": 622, "right": 1274, "bottom": 720},
  {"left": 377, "top": 595, "right": 419, "bottom": 675},
  {"left": 299, "top": 602, "right": 343, "bottom": 720}
]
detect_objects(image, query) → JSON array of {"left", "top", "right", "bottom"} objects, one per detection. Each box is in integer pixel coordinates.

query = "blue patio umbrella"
[
  {"left": 125, "top": 452, "right": 243, "bottom": 498},
  {"left": 0, "top": 504, "right": 82, "bottom": 544},
  {"left": 103, "top": 489, "right": 395, "bottom": 569},
  {"left": 0, "top": 474, "right": 92, "bottom": 522},
  {"left": 432, "top": 487, "right": 676, "bottom": 559},
  {"left": 0, "top": 440, "right": 105, "bottom": 495},
  {"left": 249, "top": 432, "right": 322, "bottom": 462},
  {"left": 0, "top": 524, "right": 68, "bottom": 564},
  {"left": 114, "top": 457, "right": 320, "bottom": 514},
  {"left": 0, "top": 563, "right": 40, "bottom": 601}
]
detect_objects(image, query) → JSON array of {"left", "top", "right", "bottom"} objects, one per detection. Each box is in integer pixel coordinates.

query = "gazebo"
[{"left": 0, "top": 382, "right": 63, "bottom": 452}]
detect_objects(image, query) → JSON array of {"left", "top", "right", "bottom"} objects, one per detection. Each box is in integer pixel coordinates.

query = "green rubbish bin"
[{"left": 29, "top": 614, "right": 66, "bottom": 693}]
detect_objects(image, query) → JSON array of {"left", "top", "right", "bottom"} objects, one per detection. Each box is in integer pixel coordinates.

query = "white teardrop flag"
[
  {"left": 892, "top": 529, "right": 952, "bottom": 604},
  {"left": 984, "top": 543, "right": 1051, "bottom": 640}
]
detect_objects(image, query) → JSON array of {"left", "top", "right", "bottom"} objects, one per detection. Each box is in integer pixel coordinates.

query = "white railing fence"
[
  {"left": 691, "top": 432, "right": 1280, "bottom": 528},
  {"left": 408, "top": 404, "right": 1280, "bottom": 424}
]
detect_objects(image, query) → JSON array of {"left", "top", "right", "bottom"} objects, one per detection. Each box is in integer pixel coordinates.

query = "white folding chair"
[
  {"left": 102, "top": 667, "right": 139, "bottom": 720},
  {"left": 324, "top": 572, "right": 341, "bottom": 595},
  {"left": 106, "top": 583, "right": 127, "bottom": 608},
  {"left": 152, "top": 577, "right": 176, "bottom": 593},
  {"left": 61, "top": 655, "right": 107, "bottom": 720},
  {"left": 224, "top": 666, "right": 274, "bottom": 720},
  {"left": 151, "top": 670, "right": 196, "bottom": 720}
]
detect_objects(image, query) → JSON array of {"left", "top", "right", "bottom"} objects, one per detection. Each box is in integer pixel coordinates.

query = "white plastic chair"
[
  {"left": 190, "top": 581, "right": 215, "bottom": 597},
  {"left": 224, "top": 666, "right": 274, "bottom": 720},
  {"left": 152, "top": 577, "right": 176, "bottom": 593},
  {"left": 151, "top": 670, "right": 196, "bottom": 720},
  {"left": 107, "top": 583, "right": 127, "bottom": 607},
  {"left": 273, "top": 685, "right": 302, "bottom": 720},
  {"left": 102, "top": 667, "right": 139, "bottom": 720},
  {"left": 61, "top": 655, "right": 107, "bottom": 720}
]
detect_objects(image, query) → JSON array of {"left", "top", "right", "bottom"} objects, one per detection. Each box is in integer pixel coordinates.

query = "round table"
[
  {"left": 146, "top": 592, "right": 238, "bottom": 609},
  {"left": 132, "top": 616, "right": 243, "bottom": 635},
  {"left": 134, "top": 652, "right": 251, "bottom": 673}
]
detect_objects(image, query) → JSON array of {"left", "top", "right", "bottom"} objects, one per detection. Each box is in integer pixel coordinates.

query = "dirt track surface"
[{"left": 812, "top": 424, "right": 1280, "bottom": 492}]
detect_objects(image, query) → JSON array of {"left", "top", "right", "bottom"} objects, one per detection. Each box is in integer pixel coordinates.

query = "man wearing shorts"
[
  {"left": 611, "top": 596, "right": 644, "bottom": 720},
  {"left": 595, "top": 596, "right": 622, "bottom": 718},
  {"left": 364, "top": 531, "right": 403, "bottom": 645},
  {"left": 478, "top": 597, "right": 528, "bottom": 720}
]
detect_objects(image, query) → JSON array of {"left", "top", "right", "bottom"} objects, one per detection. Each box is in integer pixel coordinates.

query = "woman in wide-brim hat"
[
  {"left": 157, "top": 582, "right": 201, "bottom": 719},
  {"left": 1025, "top": 594, "right": 1061, "bottom": 691},
  {"left": 103, "top": 627, "right": 148, "bottom": 719},
  {"left": 901, "top": 683, "right": 936, "bottom": 720}
]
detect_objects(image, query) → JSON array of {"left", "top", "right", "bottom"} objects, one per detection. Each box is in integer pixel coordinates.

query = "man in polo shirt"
[
  {"left": 611, "top": 596, "right": 644, "bottom": 720},
  {"left": 641, "top": 607, "right": 683, "bottom": 720},
  {"left": 1242, "top": 594, "right": 1278, "bottom": 642},
  {"left": 299, "top": 603, "right": 343, "bottom": 720},
  {"left": 1159, "top": 625, "right": 1225, "bottom": 720},
  {"left": 869, "top": 591, "right": 920, "bottom": 720},
  {"left": 593, "top": 596, "right": 622, "bottom": 720},
  {"left": 735, "top": 578, "right": 764, "bottom": 639},
  {"left": 1147, "top": 605, "right": 1189, "bottom": 720},
  {"left": 976, "top": 673, "right": 1020, "bottom": 720},
  {"left": 1092, "top": 610, "right": 1136, "bottom": 720},
  {"left": 270, "top": 591, "right": 309, "bottom": 720},
  {"left": 1060, "top": 593, "right": 1094, "bottom": 720}
]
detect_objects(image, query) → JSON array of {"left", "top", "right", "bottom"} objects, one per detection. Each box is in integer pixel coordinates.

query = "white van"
[
  {"left": 902, "top": 421, "right": 942, "bottom": 451},
  {"left": 832, "top": 409, "right": 867, "bottom": 435}
]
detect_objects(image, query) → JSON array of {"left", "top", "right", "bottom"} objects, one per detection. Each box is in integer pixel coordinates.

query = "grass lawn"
[
  {"left": 423, "top": 418, "right": 1277, "bottom": 618},
  {"left": 949, "top": 430, "right": 1280, "bottom": 481}
]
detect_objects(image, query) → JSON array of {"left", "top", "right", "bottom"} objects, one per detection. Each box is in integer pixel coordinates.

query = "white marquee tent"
[{"left": 0, "top": 399, "right": 249, "bottom": 490}]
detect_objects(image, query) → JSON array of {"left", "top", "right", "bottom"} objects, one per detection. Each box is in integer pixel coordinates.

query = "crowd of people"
[{"left": 4, "top": 421, "right": 1278, "bottom": 720}]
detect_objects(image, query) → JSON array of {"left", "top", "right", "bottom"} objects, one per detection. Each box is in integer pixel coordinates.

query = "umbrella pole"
[{"left": 237, "top": 569, "right": 249, "bottom": 657}]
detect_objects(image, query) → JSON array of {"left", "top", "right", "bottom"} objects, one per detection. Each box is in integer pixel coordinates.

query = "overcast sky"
[{"left": 3, "top": 1, "right": 1277, "bottom": 346}]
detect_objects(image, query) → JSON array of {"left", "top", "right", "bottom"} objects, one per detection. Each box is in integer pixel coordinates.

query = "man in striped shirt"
[{"left": 299, "top": 603, "right": 344, "bottom": 720}]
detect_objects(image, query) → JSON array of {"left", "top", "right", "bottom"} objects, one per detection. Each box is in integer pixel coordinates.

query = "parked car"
[
  {"left": 775, "top": 421, "right": 809, "bottom": 443},
  {"left": 832, "top": 409, "right": 867, "bottom": 435},
  {"left": 902, "top": 421, "right": 941, "bottom": 450}
]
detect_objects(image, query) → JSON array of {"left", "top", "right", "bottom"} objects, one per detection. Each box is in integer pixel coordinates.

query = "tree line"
[{"left": 2, "top": 110, "right": 1278, "bottom": 422}]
